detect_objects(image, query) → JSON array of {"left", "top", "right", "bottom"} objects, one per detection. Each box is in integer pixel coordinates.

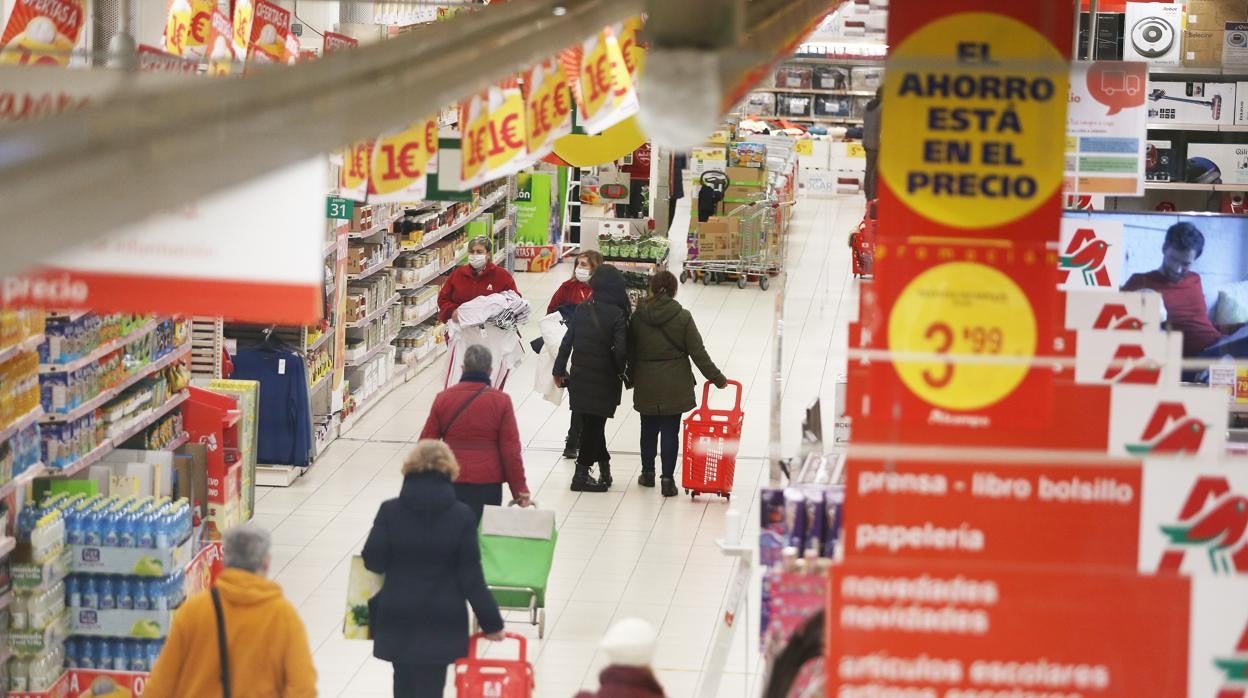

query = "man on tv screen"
[{"left": 1121, "top": 222, "right": 1228, "bottom": 358}]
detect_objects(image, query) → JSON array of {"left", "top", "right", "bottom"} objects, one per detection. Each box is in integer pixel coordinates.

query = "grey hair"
[
  {"left": 223, "top": 524, "right": 272, "bottom": 574},
  {"left": 463, "top": 344, "right": 493, "bottom": 375},
  {"left": 468, "top": 236, "right": 491, "bottom": 252}
]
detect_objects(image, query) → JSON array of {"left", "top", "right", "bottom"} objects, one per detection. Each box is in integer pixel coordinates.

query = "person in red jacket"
[
  {"left": 420, "top": 344, "right": 530, "bottom": 521},
  {"left": 547, "top": 251, "right": 602, "bottom": 313},
  {"left": 548, "top": 251, "right": 603, "bottom": 459},
  {"left": 437, "top": 236, "right": 520, "bottom": 322}
]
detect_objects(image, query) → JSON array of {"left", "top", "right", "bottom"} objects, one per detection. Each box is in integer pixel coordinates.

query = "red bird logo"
[
  {"left": 1102, "top": 344, "right": 1162, "bottom": 384},
  {"left": 1215, "top": 619, "right": 1248, "bottom": 697},
  {"left": 1125, "top": 403, "right": 1207, "bottom": 456},
  {"left": 1059, "top": 228, "right": 1113, "bottom": 287},
  {"left": 1093, "top": 303, "right": 1145, "bottom": 331},
  {"left": 1161, "top": 495, "right": 1248, "bottom": 574}
]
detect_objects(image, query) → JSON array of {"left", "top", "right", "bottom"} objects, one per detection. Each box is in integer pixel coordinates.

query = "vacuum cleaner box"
[
  {"left": 1147, "top": 80, "right": 1236, "bottom": 125},
  {"left": 1236, "top": 81, "right": 1248, "bottom": 122},
  {"left": 1226, "top": 22, "right": 1248, "bottom": 67},
  {"left": 1186, "top": 143, "right": 1248, "bottom": 184},
  {"left": 1124, "top": 1, "right": 1183, "bottom": 64},
  {"left": 1182, "top": 28, "right": 1225, "bottom": 67},
  {"left": 1146, "top": 140, "right": 1176, "bottom": 182}
]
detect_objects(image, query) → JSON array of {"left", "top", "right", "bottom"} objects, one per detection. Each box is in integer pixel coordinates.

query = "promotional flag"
[
  {"left": 0, "top": 0, "right": 85, "bottom": 67},
  {"left": 284, "top": 32, "right": 299, "bottom": 65},
  {"left": 137, "top": 44, "right": 199, "bottom": 74},
  {"left": 246, "top": 0, "right": 289, "bottom": 64},
  {"left": 560, "top": 27, "right": 639, "bottom": 135},
  {"left": 523, "top": 58, "right": 573, "bottom": 161},
  {"left": 323, "top": 31, "right": 358, "bottom": 53},
  {"left": 486, "top": 80, "right": 529, "bottom": 178},
  {"left": 616, "top": 16, "right": 646, "bottom": 81},
  {"left": 460, "top": 91, "right": 491, "bottom": 189},
  {"left": 369, "top": 119, "right": 438, "bottom": 203},
  {"left": 163, "top": 0, "right": 214, "bottom": 59},
  {"left": 230, "top": 0, "right": 253, "bottom": 58},
  {"left": 340, "top": 139, "right": 373, "bottom": 202},
  {"left": 204, "top": 9, "right": 235, "bottom": 76}
]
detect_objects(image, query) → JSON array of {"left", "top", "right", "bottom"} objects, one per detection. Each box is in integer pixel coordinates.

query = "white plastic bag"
[{"left": 533, "top": 311, "right": 568, "bottom": 405}]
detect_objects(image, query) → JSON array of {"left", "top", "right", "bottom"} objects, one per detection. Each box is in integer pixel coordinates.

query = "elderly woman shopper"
[
  {"left": 554, "top": 264, "right": 631, "bottom": 492},
  {"left": 421, "top": 344, "right": 530, "bottom": 521},
  {"left": 146, "top": 524, "right": 317, "bottom": 698},
  {"left": 629, "top": 271, "right": 727, "bottom": 497},
  {"left": 363, "top": 440, "right": 506, "bottom": 698},
  {"left": 438, "top": 235, "right": 519, "bottom": 322}
]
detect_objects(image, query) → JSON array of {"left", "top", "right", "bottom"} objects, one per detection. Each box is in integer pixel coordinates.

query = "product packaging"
[
  {"left": 1146, "top": 140, "right": 1177, "bottom": 182},
  {"left": 1124, "top": 1, "right": 1182, "bottom": 63},
  {"left": 1182, "top": 28, "right": 1224, "bottom": 67},
  {"left": 1186, "top": 0, "right": 1248, "bottom": 30},
  {"left": 759, "top": 489, "right": 787, "bottom": 567},
  {"left": 1147, "top": 81, "right": 1236, "bottom": 125},
  {"left": 1186, "top": 143, "right": 1248, "bottom": 184}
]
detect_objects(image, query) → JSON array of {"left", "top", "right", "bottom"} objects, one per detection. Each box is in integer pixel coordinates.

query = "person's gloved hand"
[
  {"left": 714, "top": 377, "right": 728, "bottom": 389},
  {"left": 554, "top": 374, "right": 567, "bottom": 388},
  {"left": 515, "top": 493, "right": 532, "bottom": 508},
  {"left": 485, "top": 631, "right": 506, "bottom": 641}
]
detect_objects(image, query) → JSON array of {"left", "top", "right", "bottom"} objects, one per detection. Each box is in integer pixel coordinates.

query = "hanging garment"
[
  {"left": 454, "top": 291, "right": 531, "bottom": 331},
  {"left": 533, "top": 308, "right": 574, "bottom": 406},
  {"left": 231, "top": 347, "right": 313, "bottom": 467},
  {"left": 444, "top": 324, "right": 527, "bottom": 390}
]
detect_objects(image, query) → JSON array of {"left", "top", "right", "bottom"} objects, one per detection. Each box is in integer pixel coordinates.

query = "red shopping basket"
[
  {"left": 454, "top": 633, "right": 534, "bottom": 698},
  {"left": 681, "top": 380, "right": 744, "bottom": 500}
]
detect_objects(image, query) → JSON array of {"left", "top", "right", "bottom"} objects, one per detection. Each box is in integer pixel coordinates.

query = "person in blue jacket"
[{"left": 362, "top": 440, "right": 505, "bottom": 697}]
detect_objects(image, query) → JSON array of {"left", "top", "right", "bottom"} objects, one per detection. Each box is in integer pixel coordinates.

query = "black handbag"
[{"left": 587, "top": 301, "right": 632, "bottom": 388}]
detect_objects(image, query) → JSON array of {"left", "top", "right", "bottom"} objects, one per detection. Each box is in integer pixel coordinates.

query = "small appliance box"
[
  {"left": 1078, "top": 12, "right": 1126, "bottom": 60},
  {"left": 1187, "top": 143, "right": 1248, "bottom": 184},
  {"left": 1183, "top": 28, "right": 1225, "bottom": 66},
  {"left": 1124, "top": 1, "right": 1182, "bottom": 64},
  {"left": 1186, "top": 0, "right": 1248, "bottom": 30},
  {"left": 850, "top": 66, "right": 884, "bottom": 92},
  {"left": 1236, "top": 81, "right": 1248, "bottom": 122},
  {"left": 1146, "top": 140, "right": 1176, "bottom": 182},
  {"left": 1226, "top": 22, "right": 1248, "bottom": 67},
  {"left": 1147, "top": 81, "right": 1236, "bottom": 125}
]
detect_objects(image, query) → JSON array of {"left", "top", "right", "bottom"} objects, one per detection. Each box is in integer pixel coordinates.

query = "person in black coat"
[
  {"left": 362, "top": 439, "right": 505, "bottom": 698},
  {"left": 554, "top": 264, "right": 630, "bottom": 492}
]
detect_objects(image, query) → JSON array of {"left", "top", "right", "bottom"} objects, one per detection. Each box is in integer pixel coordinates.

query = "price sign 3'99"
[{"left": 887, "top": 260, "right": 1037, "bottom": 411}]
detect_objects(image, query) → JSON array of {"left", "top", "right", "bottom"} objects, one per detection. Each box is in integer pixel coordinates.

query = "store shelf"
[
  {"left": 0, "top": 463, "right": 44, "bottom": 499},
  {"left": 494, "top": 249, "right": 508, "bottom": 265},
  {"left": 1147, "top": 122, "right": 1221, "bottom": 132},
  {"left": 323, "top": 238, "right": 338, "bottom": 257},
  {"left": 41, "top": 343, "right": 192, "bottom": 425},
  {"left": 787, "top": 56, "right": 885, "bottom": 66},
  {"left": 308, "top": 371, "right": 331, "bottom": 394},
  {"left": 494, "top": 217, "right": 512, "bottom": 235},
  {"left": 0, "top": 333, "right": 45, "bottom": 364},
  {"left": 39, "top": 319, "right": 159, "bottom": 373},
  {"left": 305, "top": 330, "right": 333, "bottom": 353},
  {"left": 1150, "top": 65, "right": 1248, "bottom": 78},
  {"left": 788, "top": 116, "right": 864, "bottom": 125},
  {"left": 401, "top": 306, "right": 438, "bottom": 329},
  {"left": 348, "top": 211, "right": 402, "bottom": 239},
  {"left": 1144, "top": 182, "right": 1248, "bottom": 192},
  {"left": 108, "top": 390, "right": 190, "bottom": 446},
  {"left": 400, "top": 188, "right": 509, "bottom": 257},
  {"left": 750, "top": 86, "right": 876, "bottom": 96},
  {"left": 164, "top": 433, "right": 190, "bottom": 451},
  {"left": 345, "top": 331, "right": 400, "bottom": 368},
  {"left": 346, "top": 294, "right": 400, "bottom": 329},
  {"left": 0, "top": 405, "right": 44, "bottom": 446},
  {"left": 341, "top": 345, "right": 446, "bottom": 436},
  {"left": 347, "top": 250, "right": 401, "bottom": 282}
]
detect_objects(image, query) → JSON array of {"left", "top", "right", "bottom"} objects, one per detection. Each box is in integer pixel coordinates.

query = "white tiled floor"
[{"left": 252, "top": 193, "right": 863, "bottom": 697}]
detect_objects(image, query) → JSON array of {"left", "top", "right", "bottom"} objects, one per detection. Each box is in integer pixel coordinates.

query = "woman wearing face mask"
[
  {"left": 438, "top": 236, "right": 520, "bottom": 323},
  {"left": 546, "top": 251, "right": 602, "bottom": 459}
]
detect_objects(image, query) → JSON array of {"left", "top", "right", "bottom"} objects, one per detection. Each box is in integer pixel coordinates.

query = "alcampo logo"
[
  {"left": 1158, "top": 476, "right": 1248, "bottom": 575},
  {"left": 1059, "top": 228, "right": 1113, "bottom": 287},
  {"left": 1125, "top": 403, "right": 1207, "bottom": 456},
  {"left": 1092, "top": 303, "right": 1144, "bottom": 330},
  {"left": 1101, "top": 344, "right": 1161, "bottom": 384},
  {"left": 1215, "top": 618, "right": 1248, "bottom": 697}
]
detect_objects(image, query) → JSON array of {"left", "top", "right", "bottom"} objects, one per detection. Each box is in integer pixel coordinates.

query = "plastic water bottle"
[
  {"left": 118, "top": 578, "right": 134, "bottom": 610},
  {"left": 154, "top": 505, "right": 171, "bottom": 549},
  {"left": 63, "top": 638, "right": 78, "bottom": 669},
  {"left": 102, "top": 508, "right": 119, "bottom": 547},
  {"left": 99, "top": 576, "right": 116, "bottom": 610},
  {"left": 80, "top": 575, "right": 98, "bottom": 610},
  {"left": 110, "top": 640, "right": 127, "bottom": 672},
  {"left": 138, "top": 509, "right": 156, "bottom": 549},
  {"left": 135, "top": 579, "right": 152, "bottom": 611},
  {"left": 146, "top": 640, "right": 161, "bottom": 670},
  {"left": 126, "top": 640, "right": 144, "bottom": 672},
  {"left": 152, "top": 576, "right": 168, "bottom": 611},
  {"left": 65, "top": 576, "right": 79, "bottom": 608},
  {"left": 94, "top": 637, "right": 110, "bottom": 670}
]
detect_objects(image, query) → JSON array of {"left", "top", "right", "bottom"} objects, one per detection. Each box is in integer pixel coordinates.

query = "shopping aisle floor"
[{"left": 251, "top": 194, "right": 864, "bottom": 697}]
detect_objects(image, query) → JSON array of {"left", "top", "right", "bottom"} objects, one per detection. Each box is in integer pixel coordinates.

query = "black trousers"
[
  {"left": 566, "top": 410, "right": 583, "bottom": 450},
  {"left": 454, "top": 482, "right": 503, "bottom": 525},
  {"left": 576, "top": 414, "right": 610, "bottom": 470},
  {"left": 392, "top": 662, "right": 448, "bottom": 698},
  {"left": 864, "top": 148, "right": 879, "bottom": 201},
  {"left": 640, "top": 414, "right": 682, "bottom": 479}
]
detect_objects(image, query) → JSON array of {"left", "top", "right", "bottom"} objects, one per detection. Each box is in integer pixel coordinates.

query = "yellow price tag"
[
  {"left": 888, "top": 261, "right": 1037, "bottom": 411},
  {"left": 796, "top": 139, "right": 814, "bottom": 156}
]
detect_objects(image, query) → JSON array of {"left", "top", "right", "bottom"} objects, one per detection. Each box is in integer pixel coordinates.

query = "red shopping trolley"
[
  {"left": 455, "top": 633, "right": 534, "bottom": 698},
  {"left": 682, "top": 379, "right": 745, "bottom": 500}
]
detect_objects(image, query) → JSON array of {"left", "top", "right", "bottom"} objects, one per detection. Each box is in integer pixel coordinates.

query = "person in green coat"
[{"left": 629, "top": 271, "right": 728, "bottom": 497}]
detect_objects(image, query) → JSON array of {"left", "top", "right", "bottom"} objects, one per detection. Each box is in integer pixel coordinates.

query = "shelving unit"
[
  {"left": 0, "top": 404, "right": 43, "bottom": 446},
  {"left": 1143, "top": 182, "right": 1248, "bottom": 192},
  {"left": 39, "top": 319, "right": 159, "bottom": 373},
  {"left": 345, "top": 330, "right": 401, "bottom": 368},
  {"left": 346, "top": 294, "right": 401, "bottom": 329},
  {"left": 0, "top": 333, "right": 45, "bottom": 364},
  {"left": 348, "top": 250, "right": 401, "bottom": 282},
  {"left": 41, "top": 344, "right": 193, "bottom": 425},
  {"left": 751, "top": 86, "right": 875, "bottom": 97}
]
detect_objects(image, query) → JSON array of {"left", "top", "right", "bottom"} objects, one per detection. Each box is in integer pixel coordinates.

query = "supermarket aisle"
[{"left": 251, "top": 193, "right": 863, "bottom": 697}]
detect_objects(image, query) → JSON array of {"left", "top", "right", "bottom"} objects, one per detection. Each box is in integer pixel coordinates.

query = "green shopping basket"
[{"left": 478, "top": 503, "right": 558, "bottom": 638}]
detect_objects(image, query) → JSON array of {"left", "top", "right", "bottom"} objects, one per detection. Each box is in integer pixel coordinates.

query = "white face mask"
[
  {"left": 468, "top": 254, "right": 488, "bottom": 270},
  {"left": 575, "top": 268, "right": 591, "bottom": 283}
]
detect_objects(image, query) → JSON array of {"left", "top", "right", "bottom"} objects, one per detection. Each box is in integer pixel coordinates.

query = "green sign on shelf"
[{"left": 326, "top": 197, "right": 354, "bottom": 220}]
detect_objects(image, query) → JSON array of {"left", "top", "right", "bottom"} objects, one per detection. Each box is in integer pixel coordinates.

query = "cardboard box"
[
  {"left": 70, "top": 535, "right": 195, "bottom": 576},
  {"left": 723, "top": 185, "right": 765, "bottom": 203},
  {"left": 1124, "top": 1, "right": 1182, "bottom": 64},
  {"left": 71, "top": 606, "right": 176, "bottom": 639},
  {"left": 1226, "top": 22, "right": 1248, "bottom": 66},
  {"left": 1182, "top": 28, "right": 1225, "bottom": 66},
  {"left": 1146, "top": 139, "right": 1176, "bottom": 181},
  {"left": 1078, "top": 12, "right": 1126, "bottom": 60},
  {"left": 1186, "top": 0, "right": 1248, "bottom": 30},
  {"left": 726, "top": 166, "right": 765, "bottom": 186},
  {"left": 728, "top": 143, "right": 767, "bottom": 168},
  {"left": 1147, "top": 81, "right": 1235, "bottom": 125},
  {"left": 173, "top": 443, "right": 209, "bottom": 520},
  {"left": 1186, "top": 143, "right": 1248, "bottom": 183}
]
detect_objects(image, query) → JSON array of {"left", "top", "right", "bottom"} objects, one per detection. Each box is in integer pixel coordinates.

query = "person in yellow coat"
[{"left": 146, "top": 524, "right": 317, "bottom": 698}]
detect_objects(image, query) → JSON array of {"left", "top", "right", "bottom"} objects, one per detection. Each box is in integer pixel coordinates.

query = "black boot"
[
  {"left": 597, "top": 461, "right": 613, "bottom": 488},
  {"left": 661, "top": 477, "right": 678, "bottom": 497},
  {"left": 563, "top": 413, "right": 582, "bottom": 459},
  {"left": 638, "top": 471, "right": 655, "bottom": 488},
  {"left": 571, "top": 464, "right": 607, "bottom": 493}
]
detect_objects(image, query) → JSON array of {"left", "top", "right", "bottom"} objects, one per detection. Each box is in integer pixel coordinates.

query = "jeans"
[
  {"left": 454, "top": 482, "right": 503, "bottom": 524},
  {"left": 640, "top": 415, "right": 682, "bottom": 479},
  {"left": 577, "top": 414, "right": 610, "bottom": 470},
  {"left": 392, "top": 662, "right": 448, "bottom": 698}
]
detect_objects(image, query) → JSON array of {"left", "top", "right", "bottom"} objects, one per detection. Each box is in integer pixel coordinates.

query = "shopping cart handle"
[
  {"left": 468, "top": 631, "right": 529, "bottom": 661},
  {"left": 507, "top": 499, "right": 538, "bottom": 509},
  {"left": 701, "top": 379, "right": 743, "bottom": 414}
]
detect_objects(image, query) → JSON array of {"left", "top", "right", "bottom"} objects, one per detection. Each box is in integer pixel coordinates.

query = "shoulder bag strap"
[
  {"left": 440, "top": 385, "right": 490, "bottom": 439},
  {"left": 211, "top": 587, "right": 232, "bottom": 698},
  {"left": 587, "top": 302, "right": 623, "bottom": 372}
]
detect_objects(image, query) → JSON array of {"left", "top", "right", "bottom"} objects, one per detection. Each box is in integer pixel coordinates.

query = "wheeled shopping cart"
[
  {"left": 682, "top": 201, "right": 786, "bottom": 290},
  {"left": 682, "top": 380, "right": 745, "bottom": 500},
  {"left": 454, "top": 633, "right": 535, "bottom": 698},
  {"left": 477, "top": 503, "right": 557, "bottom": 638},
  {"left": 849, "top": 199, "right": 878, "bottom": 279}
]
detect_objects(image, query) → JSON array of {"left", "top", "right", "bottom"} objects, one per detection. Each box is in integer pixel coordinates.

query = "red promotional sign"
[
  {"left": 843, "top": 459, "right": 1143, "bottom": 568},
  {"left": 137, "top": 44, "right": 200, "bottom": 74},
  {"left": 323, "top": 31, "right": 358, "bottom": 54},
  {"left": 826, "top": 559, "right": 1191, "bottom": 697},
  {"left": 0, "top": 0, "right": 85, "bottom": 67}
]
